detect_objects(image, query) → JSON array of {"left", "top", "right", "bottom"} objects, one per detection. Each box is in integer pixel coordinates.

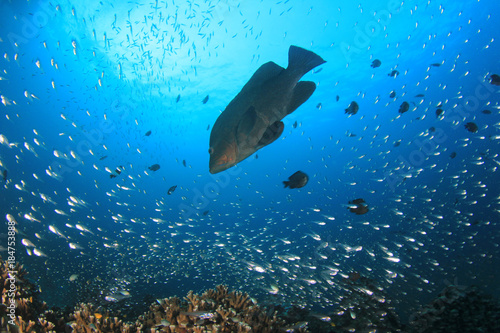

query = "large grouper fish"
[{"left": 209, "top": 45, "right": 326, "bottom": 174}]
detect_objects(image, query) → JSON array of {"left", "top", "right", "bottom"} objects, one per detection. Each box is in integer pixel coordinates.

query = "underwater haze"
[{"left": 1, "top": 0, "right": 500, "bottom": 325}]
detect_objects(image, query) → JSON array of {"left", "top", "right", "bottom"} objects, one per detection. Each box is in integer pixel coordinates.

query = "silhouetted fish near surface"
[
  {"left": 336, "top": 95, "right": 340, "bottom": 102},
  {"left": 430, "top": 63, "right": 441, "bottom": 67},
  {"left": 148, "top": 164, "right": 160, "bottom": 171},
  {"left": 293, "top": 121, "right": 298, "bottom": 129},
  {"left": 283, "top": 171, "right": 308, "bottom": 189},
  {"left": 482, "top": 110, "right": 491, "bottom": 114},
  {"left": 110, "top": 166, "right": 124, "bottom": 178},
  {"left": 202, "top": 95, "right": 209, "bottom": 104},
  {"left": 99, "top": 155, "right": 108, "bottom": 160},
  {"left": 145, "top": 130, "right": 152, "bottom": 136},
  {"left": 490, "top": 74, "right": 500, "bottom": 86},
  {"left": 371, "top": 59, "right": 381, "bottom": 68},
  {"left": 389, "top": 91, "right": 396, "bottom": 98},
  {"left": 415, "top": 94, "right": 425, "bottom": 97},
  {"left": 167, "top": 185, "right": 177, "bottom": 195},
  {"left": 388, "top": 70, "right": 399, "bottom": 77},
  {"left": 208, "top": 45, "right": 325, "bottom": 174},
  {"left": 450, "top": 151, "right": 457, "bottom": 159},
  {"left": 182, "top": 160, "right": 187, "bottom": 167},
  {"left": 2, "top": 170, "right": 7, "bottom": 182},
  {"left": 345, "top": 101, "right": 359, "bottom": 115},
  {"left": 399, "top": 101, "right": 409, "bottom": 114},
  {"left": 436, "top": 108, "right": 444, "bottom": 117}
]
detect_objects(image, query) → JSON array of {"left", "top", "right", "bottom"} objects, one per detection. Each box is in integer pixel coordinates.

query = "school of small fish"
[{"left": 0, "top": 0, "right": 499, "bottom": 320}]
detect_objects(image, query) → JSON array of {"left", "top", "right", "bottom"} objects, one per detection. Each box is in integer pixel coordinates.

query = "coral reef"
[
  {"left": 3, "top": 256, "right": 500, "bottom": 333},
  {"left": 1, "top": 255, "right": 48, "bottom": 332},
  {"left": 409, "top": 285, "right": 500, "bottom": 333},
  {"left": 0, "top": 255, "right": 296, "bottom": 332},
  {"left": 138, "top": 284, "right": 287, "bottom": 332}
]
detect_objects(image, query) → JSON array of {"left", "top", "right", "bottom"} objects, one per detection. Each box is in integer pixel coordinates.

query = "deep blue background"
[{"left": 1, "top": 0, "right": 499, "bottom": 321}]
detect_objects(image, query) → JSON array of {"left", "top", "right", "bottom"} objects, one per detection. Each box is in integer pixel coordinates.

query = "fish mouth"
[
  {"left": 209, "top": 155, "right": 234, "bottom": 174},
  {"left": 209, "top": 162, "right": 232, "bottom": 174}
]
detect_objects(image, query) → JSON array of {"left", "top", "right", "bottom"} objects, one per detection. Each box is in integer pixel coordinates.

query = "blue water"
[{"left": 1, "top": 0, "right": 500, "bottom": 323}]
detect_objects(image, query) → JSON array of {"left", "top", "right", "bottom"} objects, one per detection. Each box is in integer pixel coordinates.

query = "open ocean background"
[{"left": 1, "top": 0, "right": 500, "bottom": 324}]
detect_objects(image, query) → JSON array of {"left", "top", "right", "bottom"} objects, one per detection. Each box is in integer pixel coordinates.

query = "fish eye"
[{"left": 208, "top": 147, "right": 214, "bottom": 155}]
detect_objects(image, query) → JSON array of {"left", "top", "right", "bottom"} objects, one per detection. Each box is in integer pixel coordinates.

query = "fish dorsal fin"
[
  {"left": 287, "top": 81, "right": 316, "bottom": 114},
  {"left": 257, "top": 120, "right": 284, "bottom": 149},
  {"left": 236, "top": 106, "right": 257, "bottom": 145},
  {"left": 239, "top": 62, "right": 284, "bottom": 94}
]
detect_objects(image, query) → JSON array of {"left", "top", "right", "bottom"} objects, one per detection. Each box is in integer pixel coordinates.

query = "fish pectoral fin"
[
  {"left": 287, "top": 81, "right": 316, "bottom": 114},
  {"left": 236, "top": 106, "right": 257, "bottom": 145},
  {"left": 257, "top": 121, "right": 284, "bottom": 148}
]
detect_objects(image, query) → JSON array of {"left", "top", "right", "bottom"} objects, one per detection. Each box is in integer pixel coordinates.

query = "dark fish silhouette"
[
  {"left": 316, "top": 103, "right": 322, "bottom": 110},
  {"left": 336, "top": 95, "right": 340, "bottom": 102},
  {"left": 283, "top": 171, "right": 309, "bottom": 189},
  {"left": 293, "top": 121, "right": 298, "bottom": 129},
  {"left": 167, "top": 185, "right": 177, "bottom": 195},
  {"left": 415, "top": 94, "right": 425, "bottom": 97},
  {"left": 202, "top": 95, "right": 209, "bottom": 104},
  {"left": 465, "top": 122, "right": 478, "bottom": 133},
  {"left": 148, "top": 164, "right": 160, "bottom": 171},
  {"left": 209, "top": 46, "right": 325, "bottom": 174},
  {"left": 490, "top": 74, "right": 500, "bottom": 86},
  {"left": 450, "top": 152, "right": 457, "bottom": 159},
  {"left": 348, "top": 198, "right": 369, "bottom": 215},
  {"left": 2, "top": 170, "right": 7, "bottom": 182},
  {"left": 482, "top": 110, "right": 491, "bottom": 114},
  {"left": 388, "top": 70, "right": 399, "bottom": 77},
  {"left": 176, "top": 94, "right": 181, "bottom": 103},
  {"left": 345, "top": 101, "right": 359, "bottom": 115},
  {"left": 436, "top": 108, "right": 444, "bottom": 117},
  {"left": 371, "top": 59, "right": 381, "bottom": 68},
  {"left": 182, "top": 160, "right": 187, "bottom": 167},
  {"left": 110, "top": 166, "right": 124, "bottom": 178},
  {"left": 99, "top": 155, "right": 108, "bottom": 160},
  {"left": 145, "top": 130, "right": 152, "bottom": 136},
  {"left": 430, "top": 63, "right": 441, "bottom": 67},
  {"left": 398, "top": 101, "right": 410, "bottom": 114},
  {"left": 389, "top": 91, "right": 396, "bottom": 98}
]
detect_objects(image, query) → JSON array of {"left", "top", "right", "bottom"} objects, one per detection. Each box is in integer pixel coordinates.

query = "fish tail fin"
[
  {"left": 283, "top": 181, "right": 289, "bottom": 188},
  {"left": 287, "top": 45, "right": 326, "bottom": 77}
]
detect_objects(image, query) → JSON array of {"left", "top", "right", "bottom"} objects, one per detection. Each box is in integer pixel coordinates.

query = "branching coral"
[
  {"left": 1, "top": 256, "right": 48, "bottom": 332},
  {"left": 135, "top": 285, "right": 287, "bottom": 332}
]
